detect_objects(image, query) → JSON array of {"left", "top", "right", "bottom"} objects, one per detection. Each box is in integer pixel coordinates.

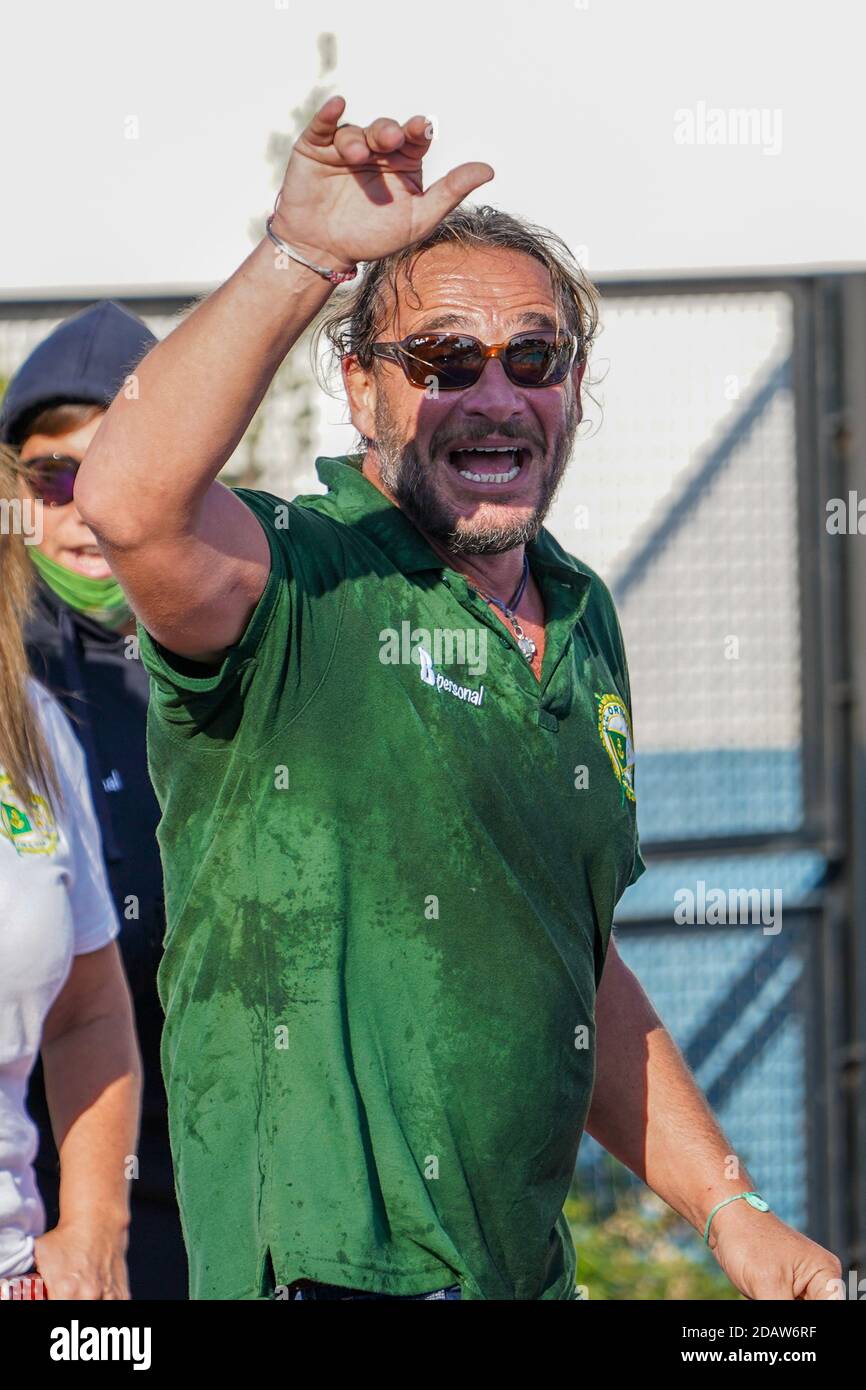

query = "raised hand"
[{"left": 269, "top": 95, "right": 494, "bottom": 272}]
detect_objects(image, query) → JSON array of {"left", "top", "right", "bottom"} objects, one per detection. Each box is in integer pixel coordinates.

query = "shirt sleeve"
[
  {"left": 628, "top": 833, "right": 647, "bottom": 887},
  {"left": 35, "top": 687, "right": 121, "bottom": 956},
  {"left": 591, "top": 575, "right": 647, "bottom": 891},
  {"left": 137, "top": 488, "right": 294, "bottom": 738}
]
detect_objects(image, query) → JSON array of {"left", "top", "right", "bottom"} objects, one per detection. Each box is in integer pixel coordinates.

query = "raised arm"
[{"left": 75, "top": 96, "right": 493, "bottom": 662}]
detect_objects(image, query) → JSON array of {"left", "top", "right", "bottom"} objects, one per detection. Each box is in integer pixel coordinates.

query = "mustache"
[{"left": 429, "top": 424, "right": 546, "bottom": 455}]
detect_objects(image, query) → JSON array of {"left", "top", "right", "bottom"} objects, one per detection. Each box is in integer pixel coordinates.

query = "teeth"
[
  {"left": 457, "top": 464, "right": 521, "bottom": 484},
  {"left": 451, "top": 445, "right": 524, "bottom": 484}
]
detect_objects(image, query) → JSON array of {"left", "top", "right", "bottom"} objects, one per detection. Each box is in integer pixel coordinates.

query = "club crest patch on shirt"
[
  {"left": 597, "top": 693, "right": 636, "bottom": 802},
  {"left": 0, "top": 774, "right": 59, "bottom": 855}
]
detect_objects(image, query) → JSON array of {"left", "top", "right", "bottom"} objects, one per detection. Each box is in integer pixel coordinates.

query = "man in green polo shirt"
[{"left": 77, "top": 97, "right": 840, "bottom": 1301}]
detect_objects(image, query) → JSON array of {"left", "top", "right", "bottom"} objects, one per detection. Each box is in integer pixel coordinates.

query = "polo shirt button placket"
[{"left": 443, "top": 569, "right": 544, "bottom": 709}]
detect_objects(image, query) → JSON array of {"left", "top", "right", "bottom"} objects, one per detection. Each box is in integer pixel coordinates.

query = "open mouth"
[
  {"left": 447, "top": 445, "right": 528, "bottom": 485},
  {"left": 66, "top": 544, "right": 111, "bottom": 577}
]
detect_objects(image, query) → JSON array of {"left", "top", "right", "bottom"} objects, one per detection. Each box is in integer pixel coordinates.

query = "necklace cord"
[
  {"left": 477, "top": 553, "right": 529, "bottom": 618},
  {"left": 473, "top": 555, "right": 537, "bottom": 662}
]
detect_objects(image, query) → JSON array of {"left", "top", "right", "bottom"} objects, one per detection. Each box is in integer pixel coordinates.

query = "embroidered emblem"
[
  {"left": 597, "top": 693, "right": 636, "bottom": 802},
  {"left": 0, "top": 775, "right": 59, "bottom": 855}
]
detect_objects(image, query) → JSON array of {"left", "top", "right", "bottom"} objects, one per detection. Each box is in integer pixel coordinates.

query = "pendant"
[{"left": 517, "top": 635, "right": 537, "bottom": 661}]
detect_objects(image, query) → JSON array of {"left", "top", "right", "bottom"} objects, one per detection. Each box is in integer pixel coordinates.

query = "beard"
[{"left": 372, "top": 392, "right": 580, "bottom": 556}]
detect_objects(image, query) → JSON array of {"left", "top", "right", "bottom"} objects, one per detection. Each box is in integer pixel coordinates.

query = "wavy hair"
[
  {"left": 0, "top": 444, "right": 60, "bottom": 810},
  {"left": 313, "top": 204, "right": 600, "bottom": 398}
]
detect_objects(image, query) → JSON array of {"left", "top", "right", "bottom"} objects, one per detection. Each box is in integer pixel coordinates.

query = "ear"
[{"left": 342, "top": 354, "right": 378, "bottom": 441}]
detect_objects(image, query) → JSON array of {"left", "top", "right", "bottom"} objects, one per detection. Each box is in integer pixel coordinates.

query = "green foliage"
[{"left": 566, "top": 1173, "right": 740, "bottom": 1301}]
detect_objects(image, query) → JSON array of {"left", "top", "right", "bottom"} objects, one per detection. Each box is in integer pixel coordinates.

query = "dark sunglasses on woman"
[
  {"left": 25, "top": 454, "right": 80, "bottom": 507},
  {"left": 368, "top": 331, "right": 584, "bottom": 391}
]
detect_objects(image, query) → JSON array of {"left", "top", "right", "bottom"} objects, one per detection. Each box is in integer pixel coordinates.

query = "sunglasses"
[
  {"left": 25, "top": 453, "right": 80, "bottom": 507},
  {"left": 369, "top": 331, "right": 582, "bottom": 391}
]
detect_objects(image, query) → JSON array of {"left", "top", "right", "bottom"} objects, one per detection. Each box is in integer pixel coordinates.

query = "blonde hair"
[{"left": 0, "top": 444, "right": 60, "bottom": 810}]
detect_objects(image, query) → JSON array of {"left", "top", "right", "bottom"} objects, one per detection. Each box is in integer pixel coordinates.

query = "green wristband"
[{"left": 703, "top": 1191, "right": 770, "bottom": 1245}]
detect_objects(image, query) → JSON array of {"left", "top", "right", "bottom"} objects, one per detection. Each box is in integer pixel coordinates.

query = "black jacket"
[{"left": 25, "top": 582, "right": 175, "bottom": 1205}]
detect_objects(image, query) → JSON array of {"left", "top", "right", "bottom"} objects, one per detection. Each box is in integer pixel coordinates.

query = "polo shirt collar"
[
  {"left": 314, "top": 454, "right": 593, "bottom": 607},
  {"left": 316, "top": 454, "right": 443, "bottom": 574}
]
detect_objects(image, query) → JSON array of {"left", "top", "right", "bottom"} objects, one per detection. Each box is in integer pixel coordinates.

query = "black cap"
[{"left": 0, "top": 300, "right": 157, "bottom": 446}]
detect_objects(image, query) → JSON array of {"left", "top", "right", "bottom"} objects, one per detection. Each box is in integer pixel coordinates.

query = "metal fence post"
[{"left": 838, "top": 274, "right": 866, "bottom": 1272}]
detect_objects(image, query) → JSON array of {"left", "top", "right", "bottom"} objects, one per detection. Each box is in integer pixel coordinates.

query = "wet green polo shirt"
[{"left": 139, "top": 454, "right": 644, "bottom": 1301}]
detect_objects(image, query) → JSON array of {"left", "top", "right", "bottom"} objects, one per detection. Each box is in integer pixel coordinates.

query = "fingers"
[
  {"left": 316, "top": 107, "right": 435, "bottom": 166},
  {"left": 303, "top": 94, "right": 347, "bottom": 147},
  {"left": 300, "top": 102, "right": 496, "bottom": 236},
  {"left": 333, "top": 124, "right": 371, "bottom": 164},
  {"left": 402, "top": 114, "right": 435, "bottom": 149},
  {"left": 364, "top": 117, "right": 406, "bottom": 153},
  {"left": 334, "top": 115, "right": 407, "bottom": 165},
  {"left": 420, "top": 161, "right": 496, "bottom": 225},
  {"left": 801, "top": 1261, "right": 845, "bottom": 1299}
]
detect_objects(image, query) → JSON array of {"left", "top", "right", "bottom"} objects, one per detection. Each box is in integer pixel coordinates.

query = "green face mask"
[{"left": 30, "top": 546, "right": 132, "bottom": 631}]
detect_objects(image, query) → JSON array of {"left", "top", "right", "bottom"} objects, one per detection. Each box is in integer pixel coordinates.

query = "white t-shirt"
[{"left": 0, "top": 680, "right": 119, "bottom": 1279}]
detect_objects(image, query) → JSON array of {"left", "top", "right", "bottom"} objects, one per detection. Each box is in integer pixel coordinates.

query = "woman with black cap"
[{"left": 0, "top": 301, "right": 188, "bottom": 1300}]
